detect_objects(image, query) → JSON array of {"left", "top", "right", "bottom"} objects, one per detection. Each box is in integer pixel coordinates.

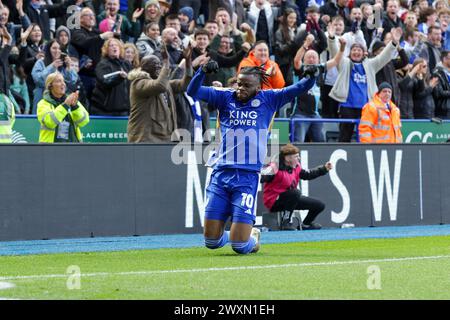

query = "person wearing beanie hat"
[
  {"left": 378, "top": 81, "right": 392, "bottom": 93},
  {"left": 261, "top": 143, "right": 333, "bottom": 230},
  {"left": 56, "top": 25, "right": 79, "bottom": 59},
  {"left": 350, "top": 42, "right": 366, "bottom": 52},
  {"left": 178, "top": 6, "right": 194, "bottom": 22},
  {"left": 370, "top": 34, "right": 409, "bottom": 107},
  {"left": 178, "top": 6, "right": 195, "bottom": 34},
  {"left": 145, "top": 0, "right": 160, "bottom": 11},
  {"left": 358, "top": 80, "right": 403, "bottom": 143},
  {"left": 144, "top": 0, "right": 162, "bottom": 24}
]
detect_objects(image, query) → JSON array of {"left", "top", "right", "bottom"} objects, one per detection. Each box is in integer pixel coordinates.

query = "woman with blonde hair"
[
  {"left": 124, "top": 43, "right": 140, "bottom": 68},
  {"left": 90, "top": 38, "right": 132, "bottom": 116},
  {"left": 37, "top": 72, "right": 90, "bottom": 143}
]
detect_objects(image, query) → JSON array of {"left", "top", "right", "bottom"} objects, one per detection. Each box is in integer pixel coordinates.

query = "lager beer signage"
[{"left": 11, "top": 117, "right": 450, "bottom": 143}]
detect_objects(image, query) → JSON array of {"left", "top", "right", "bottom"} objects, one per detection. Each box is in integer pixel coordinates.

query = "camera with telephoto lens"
[{"left": 302, "top": 64, "right": 323, "bottom": 77}]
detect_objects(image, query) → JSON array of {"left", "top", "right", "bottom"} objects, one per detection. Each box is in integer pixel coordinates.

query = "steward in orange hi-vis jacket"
[{"left": 358, "top": 82, "right": 403, "bottom": 143}]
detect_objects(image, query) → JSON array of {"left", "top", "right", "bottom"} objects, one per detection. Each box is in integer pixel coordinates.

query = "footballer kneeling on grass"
[{"left": 187, "top": 57, "right": 318, "bottom": 254}]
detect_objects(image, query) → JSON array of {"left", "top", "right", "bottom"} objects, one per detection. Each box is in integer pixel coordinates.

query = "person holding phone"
[
  {"left": 37, "top": 72, "right": 90, "bottom": 143},
  {"left": 31, "top": 39, "right": 78, "bottom": 114}
]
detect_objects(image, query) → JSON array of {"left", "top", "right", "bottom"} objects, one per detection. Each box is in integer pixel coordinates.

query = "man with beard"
[
  {"left": 127, "top": 44, "right": 193, "bottom": 143},
  {"left": 186, "top": 60, "right": 318, "bottom": 254}
]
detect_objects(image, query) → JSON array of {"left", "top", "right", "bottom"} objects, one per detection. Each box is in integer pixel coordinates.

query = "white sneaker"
[{"left": 250, "top": 227, "right": 261, "bottom": 253}]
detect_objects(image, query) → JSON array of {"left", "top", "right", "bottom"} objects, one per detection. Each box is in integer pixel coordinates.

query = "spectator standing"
[
  {"left": 136, "top": 22, "right": 162, "bottom": 59},
  {"left": 320, "top": 16, "right": 345, "bottom": 118},
  {"left": 143, "top": 0, "right": 163, "bottom": 30},
  {"left": 55, "top": 26, "right": 79, "bottom": 59},
  {"left": 418, "top": 7, "right": 438, "bottom": 35},
  {"left": 358, "top": 82, "right": 403, "bottom": 143},
  {"left": 9, "top": 50, "right": 31, "bottom": 114},
  {"left": 191, "top": 29, "right": 251, "bottom": 84},
  {"left": 127, "top": 44, "right": 193, "bottom": 143},
  {"left": 402, "top": 26, "right": 426, "bottom": 63},
  {"left": 214, "top": 7, "right": 249, "bottom": 52},
  {"left": 274, "top": 8, "right": 299, "bottom": 86},
  {"left": 404, "top": 10, "right": 419, "bottom": 29},
  {"left": 31, "top": 39, "right": 78, "bottom": 114},
  {"left": 71, "top": 7, "right": 116, "bottom": 106},
  {"left": 371, "top": 39, "right": 409, "bottom": 106},
  {"left": 328, "top": 27, "right": 402, "bottom": 142},
  {"left": 238, "top": 40, "right": 285, "bottom": 89},
  {"left": 418, "top": 26, "right": 442, "bottom": 73},
  {"left": 382, "top": 0, "right": 404, "bottom": 38},
  {"left": 25, "top": 0, "right": 76, "bottom": 41},
  {"left": 97, "top": 0, "right": 143, "bottom": 42},
  {"left": 292, "top": 37, "right": 346, "bottom": 142},
  {"left": 294, "top": 6, "right": 327, "bottom": 55},
  {"left": 18, "top": 24, "right": 44, "bottom": 107},
  {"left": 397, "top": 63, "right": 420, "bottom": 119},
  {"left": 165, "top": 13, "right": 190, "bottom": 48},
  {"left": 178, "top": 6, "right": 195, "bottom": 35},
  {"left": 432, "top": 50, "right": 450, "bottom": 118},
  {"left": 438, "top": 8, "right": 450, "bottom": 51},
  {"left": 341, "top": 6, "right": 367, "bottom": 57},
  {"left": 214, "top": 35, "right": 240, "bottom": 86},
  {"left": 412, "top": 58, "right": 438, "bottom": 119},
  {"left": 124, "top": 42, "right": 140, "bottom": 68},
  {"left": 0, "top": 25, "right": 15, "bottom": 143},
  {"left": 208, "top": 0, "right": 246, "bottom": 28},
  {"left": 90, "top": 38, "right": 132, "bottom": 116},
  {"left": 37, "top": 72, "right": 90, "bottom": 143},
  {"left": 0, "top": 0, "right": 31, "bottom": 46},
  {"left": 320, "top": 0, "right": 351, "bottom": 28},
  {"left": 160, "top": 27, "right": 183, "bottom": 75},
  {"left": 246, "top": 0, "right": 278, "bottom": 52}
]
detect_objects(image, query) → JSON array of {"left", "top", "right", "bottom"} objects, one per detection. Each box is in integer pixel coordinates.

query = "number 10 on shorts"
[{"left": 241, "top": 193, "right": 254, "bottom": 211}]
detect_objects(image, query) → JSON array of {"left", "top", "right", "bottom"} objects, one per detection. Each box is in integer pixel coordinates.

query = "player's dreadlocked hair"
[{"left": 239, "top": 66, "right": 270, "bottom": 87}]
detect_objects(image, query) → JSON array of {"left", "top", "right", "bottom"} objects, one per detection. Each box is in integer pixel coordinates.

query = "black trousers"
[
  {"left": 338, "top": 106, "right": 362, "bottom": 142},
  {"left": 270, "top": 189, "right": 325, "bottom": 225},
  {"left": 320, "top": 85, "right": 339, "bottom": 118}
]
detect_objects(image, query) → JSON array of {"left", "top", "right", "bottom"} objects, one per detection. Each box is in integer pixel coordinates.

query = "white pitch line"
[
  {"left": 0, "top": 282, "right": 15, "bottom": 290},
  {"left": 1, "top": 255, "right": 450, "bottom": 281},
  {"left": 0, "top": 281, "right": 16, "bottom": 299}
]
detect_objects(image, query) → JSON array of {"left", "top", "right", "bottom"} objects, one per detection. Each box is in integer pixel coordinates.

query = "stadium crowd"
[{"left": 0, "top": 0, "right": 450, "bottom": 143}]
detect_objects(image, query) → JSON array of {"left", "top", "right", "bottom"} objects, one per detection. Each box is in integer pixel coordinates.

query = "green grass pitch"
[{"left": 1, "top": 235, "right": 450, "bottom": 300}]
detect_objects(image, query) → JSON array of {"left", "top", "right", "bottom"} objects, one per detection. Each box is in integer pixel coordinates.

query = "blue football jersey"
[{"left": 187, "top": 69, "right": 315, "bottom": 172}]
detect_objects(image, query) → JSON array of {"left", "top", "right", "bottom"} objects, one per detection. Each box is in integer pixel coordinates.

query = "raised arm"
[
  {"left": 368, "top": 27, "right": 402, "bottom": 73},
  {"left": 186, "top": 61, "right": 221, "bottom": 104},
  {"left": 326, "top": 37, "right": 346, "bottom": 70},
  {"left": 272, "top": 72, "right": 316, "bottom": 107}
]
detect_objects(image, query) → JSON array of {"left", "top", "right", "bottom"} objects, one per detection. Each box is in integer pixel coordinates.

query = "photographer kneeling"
[
  {"left": 261, "top": 144, "right": 332, "bottom": 230},
  {"left": 37, "top": 72, "right": 90, "bottom": 143}
]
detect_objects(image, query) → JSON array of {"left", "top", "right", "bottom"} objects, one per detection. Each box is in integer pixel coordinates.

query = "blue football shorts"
[{"left": 205, "top": 168, "right": 259, "bottom": 225}]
